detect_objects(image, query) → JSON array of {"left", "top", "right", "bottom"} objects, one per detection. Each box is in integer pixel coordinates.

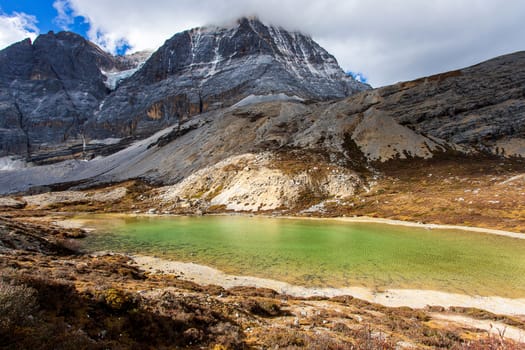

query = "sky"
[{"left": 0, "top": 0, "right": 524, "bottom": 87}]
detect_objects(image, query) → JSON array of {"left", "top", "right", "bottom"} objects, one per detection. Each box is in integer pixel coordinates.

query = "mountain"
[
  {"left": 1, "top": 18, "right": 525, "bottom": 215},
  {"left": 2, "top": 51, "right": 525, "bottom": 198},
  {"left": 88, "top": 17, "right": 370, "bottom": 139},
  {"left": 0, "top": 31, "right": 117, "bottom": 158},
  {"left": 0, "top": 17, "right": 369, "bottom": 161}
]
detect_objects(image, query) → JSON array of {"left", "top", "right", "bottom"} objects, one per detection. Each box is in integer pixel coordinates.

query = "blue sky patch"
[
  {"left": 346, "top": 71, "right": 368, "bottom": 84},
  {"left": 0, "top": 0, "right": 89, "bottom": 38}
]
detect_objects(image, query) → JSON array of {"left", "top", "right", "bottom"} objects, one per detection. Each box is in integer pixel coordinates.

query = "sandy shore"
[
  {"left": 60, "top": 212, "right": 525, "bottom": 240},
  {"left": 61, "top": 213, "right": 525, "bottom": 316},
  {"left": 133, "top": 254, "right": 525, "bottom": 316},
  {"left": 276, "top": 215, "right": 525, "bottom": 240}
]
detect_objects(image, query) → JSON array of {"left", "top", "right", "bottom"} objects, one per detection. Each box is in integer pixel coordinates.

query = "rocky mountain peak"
[
  {"left": 136, "top": 16, "right": 367, "bottom": 93},
  {"left": 1, "top": 18, "right": 370, "bottom": 158},
  {"left": 91, "top": 17, "right": 370, "bottom": 139},
  {"left": 0, "top": 30, "right": 116, "bottom": 88},
  {"left": 0, "top": 30, "right": 119, "bottom": 157},
  {"left": 34, "top": 31, "right": 116, "bottom": 82}
]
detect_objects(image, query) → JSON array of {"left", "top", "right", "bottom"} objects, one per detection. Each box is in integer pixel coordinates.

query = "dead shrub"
[
  {"left": 242, "top": 298, "right": 289, "bottom": 317},
  {"left": 351, "top": 324, "right": 395, "bottom": 350},
  {"left": 458, "top": 334, "right": 523, "bottom": 350},
  {"left": 0, "top": 279, "right": 38, "bottom": 330}
]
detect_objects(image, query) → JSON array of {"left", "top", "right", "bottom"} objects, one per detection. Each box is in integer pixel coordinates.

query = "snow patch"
[
  {"left": 233, "top": 93, "right": 304, "bottom": 108},
  {"left": 102, "top": 67, "right": 140, "bottom": 90},
  {"left": 0, "top": 157, "right": 28, "bottom": 171},
  {"left": 205, "top": 43, "right": 222, "bottom": 79},
  {"left": 88, "top": 138, "right": 122, "bottom": 145}
]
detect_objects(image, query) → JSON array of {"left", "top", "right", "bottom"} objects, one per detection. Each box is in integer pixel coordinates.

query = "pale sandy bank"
[
  {"left": 132, "top": 255, "right": 525, "bottom": 317},
  {"left": 278, "top": 215, "right": 525, "bottom": 240},
  {"left": 61, "top": 213, "right": 525, "bottom": 240}
]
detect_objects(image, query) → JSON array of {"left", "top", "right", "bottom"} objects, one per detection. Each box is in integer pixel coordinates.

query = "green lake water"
[{"left": 79, "top": 215, "right": 525, "bottom": 298}]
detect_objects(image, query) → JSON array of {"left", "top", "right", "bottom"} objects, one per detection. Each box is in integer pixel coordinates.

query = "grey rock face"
[
  {"left": 0, "top": 18, "right": 369, "bottom": 157},
  {"left": 89, "top": 17, "right": 370, "bottom": 139},
  {"left": 366, "top": 51, "right": 525, "bottom": 151},
  {"left": 0, "top": 31, "right": 118, "bottom": 158},
  {"left": 3, "top": 47, "right": 525, "bottom": 195}
]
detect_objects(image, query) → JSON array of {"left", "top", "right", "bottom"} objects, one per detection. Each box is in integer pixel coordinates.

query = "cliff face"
[
  {"left": 0, "top": 32, "right": 117, "bottom": 158},
  {"left": 367, "top": 52, "right": 525, "bottom": 156},
  {"left": 88, "top": 17, "right": 369, "bottom": 139},
  {"left": 0, "top": 18, "right": 368, "bottom": 158}
]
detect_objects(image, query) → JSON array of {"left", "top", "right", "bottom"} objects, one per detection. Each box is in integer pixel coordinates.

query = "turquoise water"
[{"left": 79, "top": 215, "right": 525, "bottom": 297}]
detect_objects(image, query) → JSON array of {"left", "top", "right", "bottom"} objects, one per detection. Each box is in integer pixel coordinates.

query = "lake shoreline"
[
  {"left": 61, "top": 211, "right": 525, "bottom": 240},
  {"left": 132, "top": 254, "right": 525, "bottom": 316},
  {"left": 3, "top": 212, "right": 524, "bottom": 348},
  {"left": 61, "top": 212, "right": 525, "bottom": 315},
  {"left": 279, "top": 215, "right": 525, "bottom": 240}
]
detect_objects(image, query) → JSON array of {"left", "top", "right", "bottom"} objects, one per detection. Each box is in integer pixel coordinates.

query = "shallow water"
[{"left": 78, "top": 215, "right": 525, "bottom": 297}]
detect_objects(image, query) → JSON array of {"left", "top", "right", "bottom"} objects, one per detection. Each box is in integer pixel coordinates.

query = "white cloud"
[
  {"left": 55, "top": 0, "right": 525, "bottom": 86},
  {"left": 53, "top": 0, "right": 74, "bottom": 30},
  {"left": 0, "top": 11, "right": 38, "bottom": 49}
]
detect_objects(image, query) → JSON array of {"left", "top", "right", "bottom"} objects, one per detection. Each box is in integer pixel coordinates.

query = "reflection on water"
[{"left": 79, "top": 215, "right": 525, "bottom": 298}]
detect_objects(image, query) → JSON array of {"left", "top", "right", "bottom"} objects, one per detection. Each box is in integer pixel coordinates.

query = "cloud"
[
  {"left": 53, "top": 0, "right": 75, "bottom": 30},
  {"left": 55, "top": 0, "right": 525, "bottom": 86},
  {"left": 0, "top": 11, "right": 38, "bottom": 49}
]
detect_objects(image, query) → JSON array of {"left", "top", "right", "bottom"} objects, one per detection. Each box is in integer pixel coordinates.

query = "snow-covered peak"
[
  {"left": 91, "top": 17, "right": 371, "bottom": 141},
  {"left": 138, "top": 16, "right": 369, "bottom": 97}
]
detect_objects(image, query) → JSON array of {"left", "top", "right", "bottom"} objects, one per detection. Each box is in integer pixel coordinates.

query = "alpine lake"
[{"left": 77, "top": 214, "right": 525, "bottom": 298}]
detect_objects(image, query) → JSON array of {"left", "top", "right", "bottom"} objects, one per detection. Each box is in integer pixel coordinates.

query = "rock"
[
  {"left": 0, "top": 197, "right": 26, "bottom": 209},
  {"left": 0, "top": 32, "right": 117, "bottom": 158},
  {"left": 157, "top": 153, "right": 362, "bottom": 212},
  {"left": 88, "top": 17, "right": 369, "bottom": 139},
  {"left": 366, "top": 52, "right": 525, "bottom": 154},
  {"left": 0, "top": 18, "right": 368, "bottom": 160}
]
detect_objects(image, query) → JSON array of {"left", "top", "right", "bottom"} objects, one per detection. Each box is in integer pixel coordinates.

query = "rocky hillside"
[
  {"left": 0, "top": 31, "right": 116, "bottom": 157},
  {"left": 89, "top": 17, "right": 369, "bottom": 139},
  {"left": 1, "top": 51, "right": 525, "bottom": 198},
  {"left": 0, "top": 95, "right": 448, "bottom": 195},
  {"left": 0, "top": 17, "right": 368, "bottom": 160},
  {"left": 363, "top": 52, "right": 525, "bottom": 156},
  {"left": 1, "top": 19, "right": 524, "bottom": 215}
]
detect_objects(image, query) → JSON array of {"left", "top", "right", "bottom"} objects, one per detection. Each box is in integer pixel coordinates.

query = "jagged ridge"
[
  {"left": 89, "top": 17, "right": 370, "bottom": 139},
  {"left": 0, "top": 17, "right": 368, "bottom": 159}
]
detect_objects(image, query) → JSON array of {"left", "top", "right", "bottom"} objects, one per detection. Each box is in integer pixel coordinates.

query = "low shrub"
[{"left": 0, "top": 279, "right": 38, "bottom": 330}]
